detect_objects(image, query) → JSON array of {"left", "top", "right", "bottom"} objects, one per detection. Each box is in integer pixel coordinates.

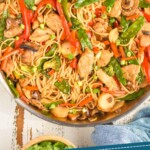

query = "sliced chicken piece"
[
  {"left": 4, "top": 58, "right": 14, "bottom": 77},
  {"left": 21, "top": 50, "right": 34, "bottom": 65},
  {"left": 78, "top": 50, "right": 94, "bottom": 78},
  {"left": 140, "top": 35, "right": 150, "bottom": 47},
  {"left": 109, "top": 0, "right": 122, "bottom": 18},
  {"left": 97, "top": 50, "right": 113, "bottom": 67},
  {"left": 32, "top": 20, "right": 40, "bottom": 30},
  {"left": 97, "top": 69, "right": 119, "bottom": 90},
  {"left": 93, "top": 18, "right": 108, "bottom": 34},
  {"left": 45, "top": 13, "right": 63, "bottom": 33},
  {"left": 30, "top": 27, "right": 54, "bottom": 42},
  {"left": 61, "top": 42, "right": 78, "bottom": 58},
  {"left": 4, "top": 18, "right": 23, "bottom": 38},
  {"left": 122, "top": 64, "right": 140, "bottom": 83},
  {"left": 37, "top": 15, "right": 44, "bottom": 23},
  {"left": 139, "top": 22, "right": 150, "bottom": 47}
]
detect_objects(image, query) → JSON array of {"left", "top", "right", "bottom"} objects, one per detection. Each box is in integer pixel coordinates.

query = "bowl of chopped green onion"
[{"left": 22, "top": 135, "right": 76, "bottom": 150}]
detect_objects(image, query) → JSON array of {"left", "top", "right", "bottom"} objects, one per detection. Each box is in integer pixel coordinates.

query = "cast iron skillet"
[{"left": 1, "top": 72, "right": 150, "bottom": 127}]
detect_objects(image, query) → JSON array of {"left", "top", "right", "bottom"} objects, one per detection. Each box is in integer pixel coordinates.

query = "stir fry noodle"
[{"left": 0, "top": 0, "right": 150, "bottom": 122}]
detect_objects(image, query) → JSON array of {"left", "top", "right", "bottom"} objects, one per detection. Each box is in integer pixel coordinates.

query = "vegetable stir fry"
[{"left": 0, "top": 0, "right": 150, "bottom": 122}]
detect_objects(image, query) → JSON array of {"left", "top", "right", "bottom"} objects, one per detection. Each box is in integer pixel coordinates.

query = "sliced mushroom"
[
  {"left": 68, "top": 113, "right": 80, "bottom": 121},
  {"left": 90, "top": 109, "right": 100, "bottom": 117},
  {"left": 30, "top": 100, "right": 48, "bottom": 112},
  {"left": 110, "top": 101, "right": 125, "bottom": 112},
  {"left": 88, "top": 116, "right": 98, "bottom": 122},
  {"left": 122, "top": 0, "right": 134, "bottom": 9},
  {"left": 51, "top": 107, "right": 69, "bottom": 118},
  {"left": 20, "top": 43, "right": 38, "bottom": 52},
  {"left": 31, "top": 91, "right": 41, "bottom": 100},
  {"left": 97, "top": 93, "right": 115, "bottom": 112},
  {"left": 77, "top": 113, "right": 87, "bottom": 121},
  {"left": 86, "top": 102, "right": 95, "bottom": 110},
  {"left": 122, "top": 0, "right": 139, "bottom": 16},
  {"left": 142, "top": 30, "right": 150, "bottom": 36}
]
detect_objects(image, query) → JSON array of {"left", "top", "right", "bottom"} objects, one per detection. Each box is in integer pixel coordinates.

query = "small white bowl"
[{"left": 22, "top": 135, "right": 76, "bottom": 150}]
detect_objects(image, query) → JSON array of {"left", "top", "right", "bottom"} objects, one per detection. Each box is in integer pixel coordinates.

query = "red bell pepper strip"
[
  {"left": 142, "top": 53, "right": 150, "bottom": 84},
  {"left": 70, "top": 58, "right": 78, "bottom": 69},
  {"left": 56, "top": 1, "right": 79, "bottom": 49},
  {"left": 146, "top": 45, "right": 150, "bottom": 61},
  {"left": 141, "top": 11, "right": 150, "bottom": 22},
  {"left": 32, "top": 0, "right": 56, "bottom": 23},
  {"left": 15, "top": 35, "right": 24, "bottom": 49},
  {"left": 18, "top": 0, "right": 31, "bottom": 40},
  {"left": 1, "top": 47, "right": 12, "bottom": 70}
]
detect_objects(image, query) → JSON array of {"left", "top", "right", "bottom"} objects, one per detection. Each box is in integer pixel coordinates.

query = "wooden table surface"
[{"left": 0, "top": 82, "right": 149, "bottom": 150}]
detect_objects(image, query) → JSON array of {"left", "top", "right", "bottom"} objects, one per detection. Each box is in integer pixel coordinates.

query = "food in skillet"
[{"left": 0, "top": 0, "right": 150, "bottom": 122}]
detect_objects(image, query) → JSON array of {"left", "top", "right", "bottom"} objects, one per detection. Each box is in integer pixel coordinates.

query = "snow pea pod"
[
  {"left": 110, "top": 57, "right": 127, "bottom": 86},
  {"left": 120, "top": 16, "right": 144, "bottom": 44},
  {"left": 120, "top": 89, "right": 145, "bottom": 101},
  {"left": 77, "top": 28, "right": 92, "bottom": 51},
  {"left": 54, "top": 79, "right": 71, "bottom": 94},
  {"left": 0, "top": 10, "right": 8, "bottom": 41},
  {"left": 61, "top": 0, "right": 70, "bottom": 22},
  {"left": 6, "top": 78, "right": 19, "bottom": 98},
  {"left": 139, "top": 0, "right": 150, "bottom": 8},
  {"left": 120, "top": 16, "right": 131, "bottom": 32},
  {"left": 104, "top": 0, "right": 115, "bottom": 8},
  {"left": 74, "top": 0, "right": 99, "bottom": 8}
]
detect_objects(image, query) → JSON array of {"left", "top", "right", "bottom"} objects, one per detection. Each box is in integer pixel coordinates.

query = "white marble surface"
[{"left": 0, "top": 81, "right": 149, "bottom": 150}]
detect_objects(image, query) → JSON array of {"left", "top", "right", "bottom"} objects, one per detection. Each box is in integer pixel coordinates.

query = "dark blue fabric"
[{"left": 92, "top": 106, "right": 150, "bottom": 146}]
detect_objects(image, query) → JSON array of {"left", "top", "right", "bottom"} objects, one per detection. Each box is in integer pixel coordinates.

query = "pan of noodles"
[{"left": 0, "top": 0, "right": 150, "bottom": 126}]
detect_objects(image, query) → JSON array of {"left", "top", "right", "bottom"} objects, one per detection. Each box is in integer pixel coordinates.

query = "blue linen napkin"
[{"left": 92, "top": 106, "right": 150, "bottom": 146}]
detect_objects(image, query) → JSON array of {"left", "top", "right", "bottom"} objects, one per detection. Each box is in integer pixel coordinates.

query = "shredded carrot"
[
  {"left": 88, "top": 20, "right": 95, "bottom": 26},
  {"left": 93, "top": 47, "right": 99, "bottom": 54},
  {"left": 110, "top": 42, "right": 120, "bottom": 58},
  {"left": 119, "top": 46, "right": 126, "bottom": 58},
  {"left": 0, "top": 49, "right": 20, "bottom": 61},
  {"left": 1, "top": 47, "right": 12, "bottom": 70},
  {"left": 103, "top": 40, "right": 110, "bottom": 45},
  {"left": 16, "top": 84, "right": 29, "bottom": 104},
  {"left": 122, "top": 56, "right": 137, "bottom": 61},
  {"left": 24, "top": 85, "right": 38, "bottom": 91},
  {"left": 60, "top": 30, "right": 66, "bottom": 41},
  {"left": 101, "top": 6, "right": 106, "bottom": 13},
  {"left": 48, "top": 69, "right": 55, "bottom": 76},
  {"left": 138, "top": 46, "right": 145, "bottom": 56},
  {"left": 57, "top": 76, "right": 62, "bottom": 82},
  {"left": 126, "top": 14, "right": 140, "bottom": 21},
  {"left": 59, "top": 103, "right": 76, "bottom": 107},
  {"left": 20, "top": 95, "right": 30, "bottom": 104},
  {"left": 78, "top": 95, "right": 93, "bottom": 107}
]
